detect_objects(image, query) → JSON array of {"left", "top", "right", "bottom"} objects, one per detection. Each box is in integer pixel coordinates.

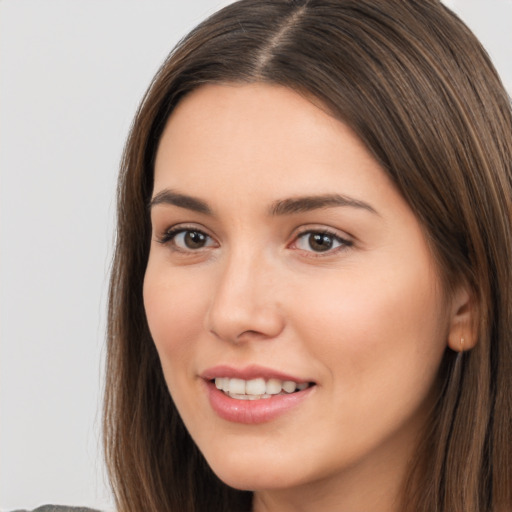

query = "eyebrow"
[
  {"left": 149, "top": 189, "right": 378, "bottom": 216},
  {"left": 149, "top": 189, "right": 212, "bottom": 214},
  {"left": 269, "top": 194, "right": 378, "bottom": 216}
]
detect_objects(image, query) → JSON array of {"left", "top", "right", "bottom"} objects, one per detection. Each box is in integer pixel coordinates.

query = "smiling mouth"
[{"left": 212, "top": 377, "right": 314, "bottom": 400}]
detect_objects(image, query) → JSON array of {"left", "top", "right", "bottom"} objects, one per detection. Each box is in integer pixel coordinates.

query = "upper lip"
[{"left": 200, "top": 364, "right": 313, "bottom": 384}]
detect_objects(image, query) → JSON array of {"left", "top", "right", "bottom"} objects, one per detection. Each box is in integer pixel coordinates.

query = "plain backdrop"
[{"left": 1, "top": 1, "right": 511, "bottom": 510}]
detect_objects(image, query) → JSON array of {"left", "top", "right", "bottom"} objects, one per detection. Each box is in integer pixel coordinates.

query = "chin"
[
  {"left": 213, "top": 466, "right": 302, "bottom": 492},
  {"left": 200, "top": 444, "right": 317, "bottom": 492}
]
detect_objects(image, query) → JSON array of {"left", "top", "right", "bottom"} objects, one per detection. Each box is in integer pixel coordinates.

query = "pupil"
[
  {"left": 309, "top": 233, "right": 333, "bottom": 252},
  {"left": 185, "top": 231, "right": 206, "bottom": 249}
]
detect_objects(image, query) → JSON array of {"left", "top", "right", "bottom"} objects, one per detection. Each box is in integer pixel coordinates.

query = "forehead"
[{"left": 154, "top": 83, "right": 390, "bottom": 202}]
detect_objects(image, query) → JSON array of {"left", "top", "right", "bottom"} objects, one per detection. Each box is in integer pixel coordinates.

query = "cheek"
[
  {"left": 290, "top": 260, "right": 447, "bottom": 403},
  {"left": 277, "top": 262, "right": 448, "bottom": 471},
  {"left": 143, "top": 266, "right": 208, "bottom": 369}
]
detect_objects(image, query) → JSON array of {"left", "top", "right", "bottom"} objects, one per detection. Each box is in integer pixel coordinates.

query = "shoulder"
[{"left": 11, "top": 506, "right": 102, "bottom": 512}]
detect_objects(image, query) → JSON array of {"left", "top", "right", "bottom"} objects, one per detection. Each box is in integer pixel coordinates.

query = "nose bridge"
[{"left": 206, "top": 242, "right": 284, "bottom": 342}]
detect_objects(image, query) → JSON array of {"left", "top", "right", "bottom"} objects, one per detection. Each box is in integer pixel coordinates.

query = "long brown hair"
[{"left": 104, "top": 1, "right": 512, "bottom": 510}]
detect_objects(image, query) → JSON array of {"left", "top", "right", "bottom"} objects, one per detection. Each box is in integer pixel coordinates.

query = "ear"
[{"left": 446, "top": 283, "right": 478, "bottom": 352}]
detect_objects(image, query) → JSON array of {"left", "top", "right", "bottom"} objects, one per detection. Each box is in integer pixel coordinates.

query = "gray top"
[{"left": 11, "top": 506, "right": 101, "bottom": 512}]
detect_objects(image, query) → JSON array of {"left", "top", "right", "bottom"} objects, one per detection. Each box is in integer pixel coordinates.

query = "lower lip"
[{"left": 204, "top": 380, "right": 315, "bottom": 424}]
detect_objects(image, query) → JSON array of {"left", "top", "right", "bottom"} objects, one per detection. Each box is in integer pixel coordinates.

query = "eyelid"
[
  {"left": 288, "top": 226, "right": 353, "bottom": 255},
  {"left": 156, "top": 224, "right": 218, "bottom": 249}
]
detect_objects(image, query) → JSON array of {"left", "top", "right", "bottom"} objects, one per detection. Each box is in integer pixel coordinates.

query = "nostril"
[{"left": 236, "top": 329, "right": 271, "bottom": 342}]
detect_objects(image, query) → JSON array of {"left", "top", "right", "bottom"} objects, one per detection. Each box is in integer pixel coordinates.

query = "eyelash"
[
  {"left": 291, "top": 229, "right": 353, "bottom": 256},
  {"left": 157, "top": 226, "right": 216, "bottom": 251},
  {"left": 156, "top": 226, "right": 353, "bottom": 256}
]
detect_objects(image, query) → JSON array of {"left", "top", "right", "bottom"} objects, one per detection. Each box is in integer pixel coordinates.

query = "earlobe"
[{"left": 446, "top": 284, "right": 478, "bottom": 352}]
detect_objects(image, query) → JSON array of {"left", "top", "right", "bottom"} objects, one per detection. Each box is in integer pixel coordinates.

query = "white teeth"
[
  {"left": 282, "top": 380, "right": 296, "bottom": 393},
  {"left": 213, "top": 376, "right": 310, "bottom": 398},
  {"left": 215, "top": 377, "right": 229, "bottom": 391},
  {"left": 266, "top": 378, "right": 282, "bottom": 395},
  {"left": 228, "top": 378, "right": 246, "bottom": 395},
  {"left": 245, "top": 378, "right": 266, "bottom": 395},
  {"left": 229, "top": 393, "right": 272, "bottom": 400}
]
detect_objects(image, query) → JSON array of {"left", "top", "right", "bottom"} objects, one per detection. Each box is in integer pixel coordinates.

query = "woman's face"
[{"left": 144, "top": 83, "right": 458, "bottom": 505}]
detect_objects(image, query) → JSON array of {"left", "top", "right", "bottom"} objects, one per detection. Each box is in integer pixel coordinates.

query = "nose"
[{"left": 205, "top": 250, "right": 285, "bottom": 344}]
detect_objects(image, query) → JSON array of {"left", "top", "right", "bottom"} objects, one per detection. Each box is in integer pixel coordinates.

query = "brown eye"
[
  {"left": 160, "top": 228, "right": 216, "bottom": 250},
  {"left": 294, "top": 230, "right": 350, "bottom": 254},
  {"left": 308, "top": 233, "right": 335, "bottom": 252},
  {"left": 182, "top": 230, "right": 208, "bottom": 249}
]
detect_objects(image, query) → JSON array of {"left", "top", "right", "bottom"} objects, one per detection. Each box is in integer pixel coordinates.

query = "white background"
[{"left": 1, "top": 1, "right": 511, "bottom": 510}]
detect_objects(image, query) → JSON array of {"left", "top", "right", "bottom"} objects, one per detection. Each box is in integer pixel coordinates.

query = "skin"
[{"left": 143, "top": 83, "right": 471, "bottom": 512}]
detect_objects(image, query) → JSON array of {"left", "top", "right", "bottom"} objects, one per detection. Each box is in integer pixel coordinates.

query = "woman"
[{"left": 104, "top": 0, "right": 512, "bottom": 510}]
